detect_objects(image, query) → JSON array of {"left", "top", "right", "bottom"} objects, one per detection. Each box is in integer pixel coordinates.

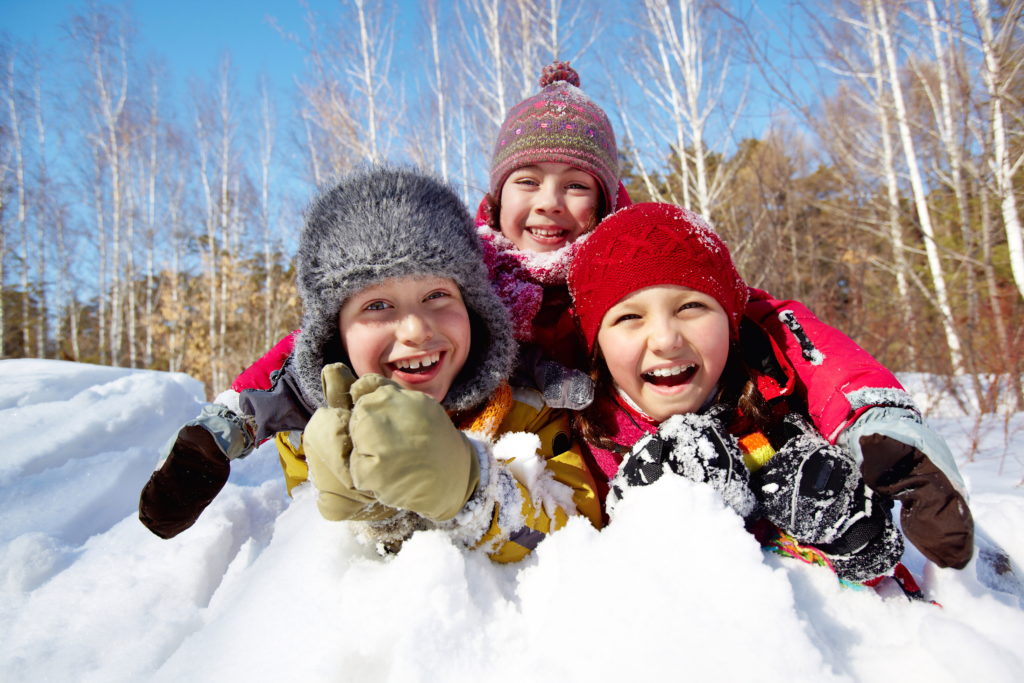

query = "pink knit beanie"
[
  {"left": 568, "top": 203, "right": 749, "bottom": 353},
  {"left": 489, "top": 62, "right": 619, "bottom": 211}
]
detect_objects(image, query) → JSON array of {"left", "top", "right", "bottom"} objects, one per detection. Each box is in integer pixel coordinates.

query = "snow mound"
[{"left": 0, "top": 361, "right": 1022, "bottom": 682}]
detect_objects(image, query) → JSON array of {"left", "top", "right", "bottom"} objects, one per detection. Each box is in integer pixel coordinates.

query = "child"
[
  {"left": 164, "top": 62, "right": 973, "bottom": 572},
  {"left": 567, "top": 202, "right": 960, "bottom": 584},
  {"left": 141, "top": 165, "right": 601, "bottom": 562}
]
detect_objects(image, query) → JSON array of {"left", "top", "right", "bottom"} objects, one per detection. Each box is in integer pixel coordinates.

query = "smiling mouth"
[
  {"left": 527, "top": 226, "right": 568, "bottom": 240},
  {"left": 390, "top": 352, "right": 441, "bottom": 375},
  {"left": 642, "top": 363, "right": 697, "bottom": 387}
]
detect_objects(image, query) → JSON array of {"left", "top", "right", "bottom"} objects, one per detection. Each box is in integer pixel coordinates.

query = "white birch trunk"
[
  {"left": 865, "top": 10, "right": 918, "bottom": 369},
  {"left": 427, "top": 1, "right": 448, "bottom": 181},
  {"left": 125, "top": 178, "right": 136, "bottom": 368},
  {"left": 32, "top": 74, "right": 48, "bottom": 358},
  {"left": 354, "top": 0, "right": 380, "bottom": 162},
  {"left": 5, "top": 53, "right": 29, "bottom": 355},
  {"left": 875, "top": 0, "right": 964, "bottom": 372},
  {"left": 144, "top": 76, "right": 158, "bottom": 368},
  {"left": 196, "top": 107, "right": 218, "bottom": 391},
  {"left": 92, "top": 148, "right": 107, "bottom": 365},
  {"left": 259, "top": 80, "right": 275, "bottom": 350},
  {"left": 973, "top": 0, "right": 1024, "bottom": 302}
]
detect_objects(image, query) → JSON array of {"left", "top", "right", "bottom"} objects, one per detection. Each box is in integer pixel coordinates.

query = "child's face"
[
  {"left": 596, "top": 285, "right": 730, "bottom": 422},
  {"left": 338, "top": 276, "right": 471, "bottom": 403},
  {"left": 499, "top": 162, "right": 600, "bottom": 252}
]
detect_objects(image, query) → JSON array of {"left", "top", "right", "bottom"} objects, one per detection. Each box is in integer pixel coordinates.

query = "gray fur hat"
[{"left": 293, "top": 164, "right": 515, "bottom": 413}]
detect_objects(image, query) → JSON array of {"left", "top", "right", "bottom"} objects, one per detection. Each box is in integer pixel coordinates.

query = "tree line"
[{"left": 1, "top": 0, "right": 1021, "bottom": 410}]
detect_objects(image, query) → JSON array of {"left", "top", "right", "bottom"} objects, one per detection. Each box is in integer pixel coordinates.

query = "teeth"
[
  {"left": 396, "top": 352, "right": 440, "bottom": 371},
  {"left": 646, "top": 363, "right": 695, "bottom": 377},
  {"left": 530, "top": 228, "right": 564, "bottom": 237}
]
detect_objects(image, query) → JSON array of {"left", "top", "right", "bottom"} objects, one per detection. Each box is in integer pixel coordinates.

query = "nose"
[
  {"left": 647, "top": 315, "right": 682, "bottom": 354},
  {"left": 397, "top": 312, "right": 433, "bottom": 346},
  {"left": 534, "top": 180, "right": 564, "bottom": 214}
]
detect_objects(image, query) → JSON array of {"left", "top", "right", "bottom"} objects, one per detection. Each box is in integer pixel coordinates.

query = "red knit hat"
[
  {"left": 489, "top": 62, "right": 619, "bottom": 211},
  {"left": 568, "top": 203, "right": 749, "bottom": 353}
]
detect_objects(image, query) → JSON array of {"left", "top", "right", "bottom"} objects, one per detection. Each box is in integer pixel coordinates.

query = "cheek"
[
  {"left": 596, "top": 329, "right": 638, "bottom": 389},
  {"left": 497, "top": 188, "right": 520, "bottom": 232},
  {"left": 339, "top": 325, "right": 384, "bottom": 377},
  {"left": 448, "top": 314, "right": 472, "bottom": 365},
  {"left": 697, "top": 318, "right": 731, "bottom": 380}
]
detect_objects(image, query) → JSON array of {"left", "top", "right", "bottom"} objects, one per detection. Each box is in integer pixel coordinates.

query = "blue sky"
[{"left": 3, "top": 0, "right": 381, "bottom": 99}]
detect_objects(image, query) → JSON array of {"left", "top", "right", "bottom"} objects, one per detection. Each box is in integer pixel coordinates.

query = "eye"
[
  {"left": 678, "top": 301, "right": 706, "bottom": 313},
  {"left": 512, "top": 176, "right": 539, "bottom": 187},
  {"left": 566, "top": 181, "right": 591, "bottom": 191},
  {"left": 364, "top": 300, "right": 391, "bottom": 311},
  {"left": 613, "top": 313, "right": 640, "bottom": 325},
  {"left": 424, "top": 290, "right": 450, "bottom": 302}
]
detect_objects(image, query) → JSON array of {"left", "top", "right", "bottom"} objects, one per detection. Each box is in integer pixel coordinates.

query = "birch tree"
[
  {"left": 295, "top": 0, "right": 396, "bottom": 179},
  {"left": 258, "top": 77, "right": 275, "bottom": 351},
  {"left": 0, "top": 73, "right": 8, "bottom": 358},
  {"left": 195, "top": 77, "right": 221, "bottom": 388},
  {"left": 4, "top": 49, "right": 29, "bottom": 355},
  {"left": 30, "top": 60, "right": 50, "bottom": 358},
  {"left": 423, "top": 0, "right": 449, "bottom": 181},
  {"left": 971, "top": 0, "right": 1024, "bottom": 302},
  {"left": 873, "top": 0, "right": 964, "bottom": 372},
  {"left": 631, "top": 0, "right": 744, "bottom": 216},
  {"left": 72, "top": 7, "right": 131, "bottom": 366}
]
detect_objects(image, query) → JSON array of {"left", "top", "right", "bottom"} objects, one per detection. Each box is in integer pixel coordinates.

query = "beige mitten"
[{"left": 348, "top": 374, "right": 479, "bottom": 521}]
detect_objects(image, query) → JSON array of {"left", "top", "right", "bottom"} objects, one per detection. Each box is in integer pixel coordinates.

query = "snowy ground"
[{"left": 0, "top": 359, "right": 1022, "bottom": 682}]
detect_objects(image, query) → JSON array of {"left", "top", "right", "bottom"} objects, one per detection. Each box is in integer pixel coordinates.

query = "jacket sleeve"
[
  {"left": 745, "top": 288, "right": 913, "bottom": 443},
  {"left": 449, "top": 389, "right": 603, "bottom": 563},
  {"left": 231, "top": 331, "right": 299, "bottom": 392}
]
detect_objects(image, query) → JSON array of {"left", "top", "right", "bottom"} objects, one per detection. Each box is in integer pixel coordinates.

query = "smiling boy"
[{"left": 140, "top": 165, "right": 601, "bottom": 562}]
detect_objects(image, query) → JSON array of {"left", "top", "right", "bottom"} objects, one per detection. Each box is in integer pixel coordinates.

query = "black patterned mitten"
[
  {"left": 609, "top": 412, "right": 756, "bottom": 518},
  {"left": 753, "top": 433, "right": 860, "bottom": 545},
  {"left": 752, "top": 417, "right": 903, "bottom": 582}
]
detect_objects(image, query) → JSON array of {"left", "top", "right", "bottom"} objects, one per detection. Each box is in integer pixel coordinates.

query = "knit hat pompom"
[
  {"left": 293, "top": 164, "right": 514, "bottom": 412},
  {"left": 568, "top": 202, "right": 749, "bottom": 354},
  {"left": 539, "top": 61, "right": 580, "bottom": 88},
  {"left": 489, "top": 61, "right": 618, "bottom": 214}
]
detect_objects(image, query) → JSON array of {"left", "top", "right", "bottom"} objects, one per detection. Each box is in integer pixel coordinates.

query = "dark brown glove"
[
  {"left": 859, "top": 433, "right": 974, "bottom": 569},
  {"left": 139, "top": 426, "right": 231, "bottom": 539}
]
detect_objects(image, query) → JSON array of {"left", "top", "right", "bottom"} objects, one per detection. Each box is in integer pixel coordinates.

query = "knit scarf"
[
  {"left": 454, "top": 381, "right": 514, "bottom": 440},
  {"left": 477, "top": 226, "right": 582, "bottom": 342}
]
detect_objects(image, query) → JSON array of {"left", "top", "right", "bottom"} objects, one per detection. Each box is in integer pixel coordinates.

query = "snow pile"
[{"left": 0, "top": 359, "right": 1022, "bottom": 682}]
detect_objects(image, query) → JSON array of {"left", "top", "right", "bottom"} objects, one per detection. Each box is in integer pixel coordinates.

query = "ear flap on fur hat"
[{"left": 293, "top": 165, "right": 515, "bottom": 412}]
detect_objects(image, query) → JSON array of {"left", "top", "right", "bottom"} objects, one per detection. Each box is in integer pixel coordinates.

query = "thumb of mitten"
[
  {"left": 321, "top": 362, "right": 356, "bottom": 410},
  {"left": 305, "top": 364, "right": 357, "bottom": 488}
]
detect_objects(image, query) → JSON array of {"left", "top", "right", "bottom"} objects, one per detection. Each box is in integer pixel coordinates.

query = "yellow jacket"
[{"left": 275, "top": 384, "right": 602, "bottom": 563}]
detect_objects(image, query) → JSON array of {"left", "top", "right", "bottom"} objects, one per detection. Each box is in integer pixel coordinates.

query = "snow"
[{"left": 1, "top": 358, "right": 1022, "bottom": 682}]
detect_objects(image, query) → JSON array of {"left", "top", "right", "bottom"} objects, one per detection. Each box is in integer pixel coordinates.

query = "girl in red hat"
[{"left": 569, "top": 202, "right": 971, "bottom": 588}]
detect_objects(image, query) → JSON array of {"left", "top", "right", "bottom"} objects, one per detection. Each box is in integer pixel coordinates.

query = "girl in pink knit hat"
[{"left": 568, "top": 202, "right": 924, "bottom": 589}]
